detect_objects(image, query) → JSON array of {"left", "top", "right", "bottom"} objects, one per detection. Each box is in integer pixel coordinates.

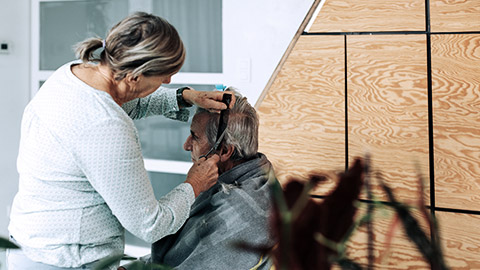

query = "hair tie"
[{"left": 102, "top": 39, "right": 106, "bottom": 49}]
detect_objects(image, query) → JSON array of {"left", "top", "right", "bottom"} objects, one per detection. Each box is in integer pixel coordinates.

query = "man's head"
[{"left": 184, "top": 89, "right": 259, "bottom": 172}]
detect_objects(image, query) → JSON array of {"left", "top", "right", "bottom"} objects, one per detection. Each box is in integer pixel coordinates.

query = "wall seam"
[
  {"left": 425, "top": 0, "right": 435, "bottom": 219},
  {"left": 344, "top": 35, "right": 349, "bottom": 172},
  {"left": 303, "top": 31, "right": 480, "bottom": 36},
  {"left": 310, "top": 195, "right": 480, "bottom": 216}
]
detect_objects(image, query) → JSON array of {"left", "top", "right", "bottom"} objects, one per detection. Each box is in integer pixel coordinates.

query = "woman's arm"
[
  {"left": 70, "top": 119, "right": 218, "bottom": 243},
  {"left": 121, "top": 86, "right": 189, "bottom": 121},
  {"left": 121, "top": 86, "right": 235, "bottom": 121}
]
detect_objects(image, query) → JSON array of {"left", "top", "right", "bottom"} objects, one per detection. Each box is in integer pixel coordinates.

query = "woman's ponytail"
[{"left": 74, "top": 37, "right": 103, "bottom": 63}]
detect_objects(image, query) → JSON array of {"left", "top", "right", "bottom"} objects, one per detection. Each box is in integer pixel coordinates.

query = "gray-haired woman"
[{"left": 7, "top": 12, "right": 231, "bottom": 270}]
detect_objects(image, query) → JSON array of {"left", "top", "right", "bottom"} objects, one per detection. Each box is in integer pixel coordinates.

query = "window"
[
  {"left": 33, "top": 0, "right": 223, "bottom": 96},
  {"left": 152, "top": 0, "right": 222, "bottom": 73},
  {"left": 39, "top": 0, "right": 128, "bottom": 70}
]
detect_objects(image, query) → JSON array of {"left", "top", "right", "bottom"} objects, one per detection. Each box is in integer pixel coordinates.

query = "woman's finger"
[
  {"left": 202, "top": 98, "right": 227, "bottom": 111},
  {"left": 223, "top": 90, "right": 236, "bottom": 109},
  {"left": 187, "top": 90, "right": 236, "bottom": 111}
]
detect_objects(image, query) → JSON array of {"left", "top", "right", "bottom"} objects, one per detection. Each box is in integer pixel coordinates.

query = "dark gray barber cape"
[{"left": 152, "top": 153, "right": 274, "bottom": 269}]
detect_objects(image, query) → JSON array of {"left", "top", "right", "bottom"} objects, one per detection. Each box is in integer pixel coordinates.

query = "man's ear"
[{"left": 219, "top": 145, "right": 234, "bottom": 162}]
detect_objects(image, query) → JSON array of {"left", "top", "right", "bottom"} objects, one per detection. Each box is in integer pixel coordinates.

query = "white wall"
[
  {"left": 0, "top": 0, "right": 30, "bottom": 237},
  {"left": 223, "top": 0, "right": 313, "bottom": 104}
]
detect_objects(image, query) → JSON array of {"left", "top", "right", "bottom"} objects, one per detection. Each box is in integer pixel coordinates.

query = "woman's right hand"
[
  {"left": 183, "top": 89, "right": 236, "bottom": 113},
  {"left": 185, "top": 154, "right": 220, "bottom": 197}
]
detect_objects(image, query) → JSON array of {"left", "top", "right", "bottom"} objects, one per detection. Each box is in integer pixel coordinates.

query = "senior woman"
[{"left": 8, "top": 12, "right": 231, "bottom": 270}]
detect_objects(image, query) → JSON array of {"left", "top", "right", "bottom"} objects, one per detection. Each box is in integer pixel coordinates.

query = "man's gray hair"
[{"left": 196, "top": 88, "right": 259, "bottom": 161}]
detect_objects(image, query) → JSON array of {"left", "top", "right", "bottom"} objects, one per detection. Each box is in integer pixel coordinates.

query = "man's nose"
[{"left": 184, "top": 136, "right": 192, "bottom": 151}]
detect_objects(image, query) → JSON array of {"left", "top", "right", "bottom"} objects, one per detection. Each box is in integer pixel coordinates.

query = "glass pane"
[
  {"left": 39, "top": 0, "right": 222, "bottom": 73},
  {"left": 125, "top": 171, "right": 186, "bottom": 248},
  {"left": 152, "top": 0, "right": 222, "bottom": 73},
  {"left": 40, "top": 0, "right": 128, "bottom": 70},
  {"left": 135, "top": 84, "right": 216, "bottom": 161}
]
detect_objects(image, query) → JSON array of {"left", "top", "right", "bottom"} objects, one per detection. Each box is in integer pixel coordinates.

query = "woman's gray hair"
[
  {"left": 197, "top": 88, "right": 259, "bottom": 161},
  {"left": 74, "top": 12, "right": 185, "bottom": 80}
]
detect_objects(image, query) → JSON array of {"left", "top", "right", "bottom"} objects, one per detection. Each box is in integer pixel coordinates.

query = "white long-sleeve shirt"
[{"left": 8, "top": 61, "right": 195, "bottom": 268}]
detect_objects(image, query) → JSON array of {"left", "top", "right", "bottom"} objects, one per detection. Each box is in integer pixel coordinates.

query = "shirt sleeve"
[
  {"left": 71, "top": 118, "right": 195, "bottom": 243},
  {"left": 121, "top": 86, "right": 190, "bottom": 122}
]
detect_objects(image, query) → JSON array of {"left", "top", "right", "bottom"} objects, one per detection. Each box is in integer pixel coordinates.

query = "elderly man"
[{"left": 120, "top": 90, "right": 274, "bottom": 270}]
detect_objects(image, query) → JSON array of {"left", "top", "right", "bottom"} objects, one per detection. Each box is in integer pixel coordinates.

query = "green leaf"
[
  {"left": 120, "top": 260, "right": 146, "bottom": 270},
  {"left": 0, "top": 236, "right": 20, "bottom": 250},
  {"left": 93, "top": 253, "right": 124, "bottom": 270},
  {"left": 381, "top": 182, "right": 449, "bottom": 270},
  {"left": 314, "top": 232, "right": 341, "bottom": 253},
  {"left": 121, "top": 255, "right": 137, "bottom": 261},
  {"left": 290, "top": 180, "right": 314, "bottom": 221}
]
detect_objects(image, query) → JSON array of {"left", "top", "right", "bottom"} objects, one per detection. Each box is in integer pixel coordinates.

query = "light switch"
[
  {"left": 236, "top": 58, "right": 251, "bottom": 82},
  {"left": 0, "top": 41, "right": 10, "bottom": 54}
]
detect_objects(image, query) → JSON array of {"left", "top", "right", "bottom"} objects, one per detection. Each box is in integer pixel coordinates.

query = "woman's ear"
[
  {"left": 219, "top": 145, "right": 234, "bottom": 162},
  {"left": 125, "top": 73, "right": 140, "bottom": 87}
]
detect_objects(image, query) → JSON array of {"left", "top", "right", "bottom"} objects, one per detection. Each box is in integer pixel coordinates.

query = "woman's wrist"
[
  {"left": 176, "top": 87, "right": 193, "bottom": 108},
  {"left": 182, "top": 88, "right": 195, "bottom": 106},
  {"left": 184, "top": 180, "right": 200, "bottom": 198}
]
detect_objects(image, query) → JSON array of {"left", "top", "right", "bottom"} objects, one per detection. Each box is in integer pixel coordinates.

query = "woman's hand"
[
  {"left": 183, "top": 88, "right": 236, "bottom": 113},
  {"left": 185, "top": 154, "right": 221, "bottom": 197}
]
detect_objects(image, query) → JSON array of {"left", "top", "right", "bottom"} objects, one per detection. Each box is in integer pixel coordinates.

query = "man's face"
[{"left": 184, "top": 113, "right": 212, "bottom": 162}]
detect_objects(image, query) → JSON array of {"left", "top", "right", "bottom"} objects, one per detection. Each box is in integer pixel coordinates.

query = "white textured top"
[{"left": 8, "top": 61, "right": 195, "bottom": 268}]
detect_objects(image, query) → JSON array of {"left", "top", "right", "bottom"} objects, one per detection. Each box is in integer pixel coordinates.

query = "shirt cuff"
[
  {"left": 163, "top": 88, "right": 191, "bottom": 122},
  {"left": 178, "top": 182, "right": 196, "bottom": 203}
]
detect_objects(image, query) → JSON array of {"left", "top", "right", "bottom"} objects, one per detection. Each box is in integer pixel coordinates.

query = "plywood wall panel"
[
  {"left": 255, "top": 1, "right": 480, "bottom": 269},
  {"left": 430, "top": 0, "right": 480, "bottom": 32},
  {"left": 432, "top": 34, "right": 480, "bottom": 211},
  {"left": 347, "top": 35, "right": 430, "bottom": 203},
  {"left": 309, "top": 0, "right": 425, "bottom": 33},
  {"left": 257, "top": 35, "right": 345, "bottom": 195},
  {"left": 437, "top": 212, "right": 480, "bottom": 269},
  {"left": 332, "top": 205, "right": 431, "bottom": 269}
]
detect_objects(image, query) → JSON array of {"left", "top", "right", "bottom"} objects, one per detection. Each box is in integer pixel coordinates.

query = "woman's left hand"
[{"left": 183, "top": 88, "right": 236, "bottom": 113}]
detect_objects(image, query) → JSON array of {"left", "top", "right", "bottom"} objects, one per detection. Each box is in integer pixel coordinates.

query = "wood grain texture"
[
  {"left": 309, "top": 0, "right": 425, "bottom": 33},
  {"left": 257, "top": 35, "right": 345, "bottom": 195},
  {"left": 432, "top": 34, "right": 480, "bottom": 211},
  {"left": 436, "top": 212, "right": 480, "bottom": 269},
  {"left": 347, "top": 35, "right": 430, "bottom": 203},
  {"left": 256, "top": 0, "right": 324, "bottom": 107},
  {"left": 332, "top": 204, "right": 431, "bottom": 269},
  {"left": 430, "top": 0, "right": 480, "bottom": 32}
]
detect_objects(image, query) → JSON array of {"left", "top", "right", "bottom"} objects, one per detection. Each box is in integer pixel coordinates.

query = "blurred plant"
[
  {"left": 377, "top": 169, "right": 448, "bottom": 270},
  {"left": 0, "top": 236, "right": 20, "bottom": 250},
  {"left": 265, "top": 156, "right": 449, "bottom": 270},
  {"left": 268, "top": 158, "right": 365, "bottom": 270},
  {"left": 0, "top": 236, "right": 20, "bottom": 268}
]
